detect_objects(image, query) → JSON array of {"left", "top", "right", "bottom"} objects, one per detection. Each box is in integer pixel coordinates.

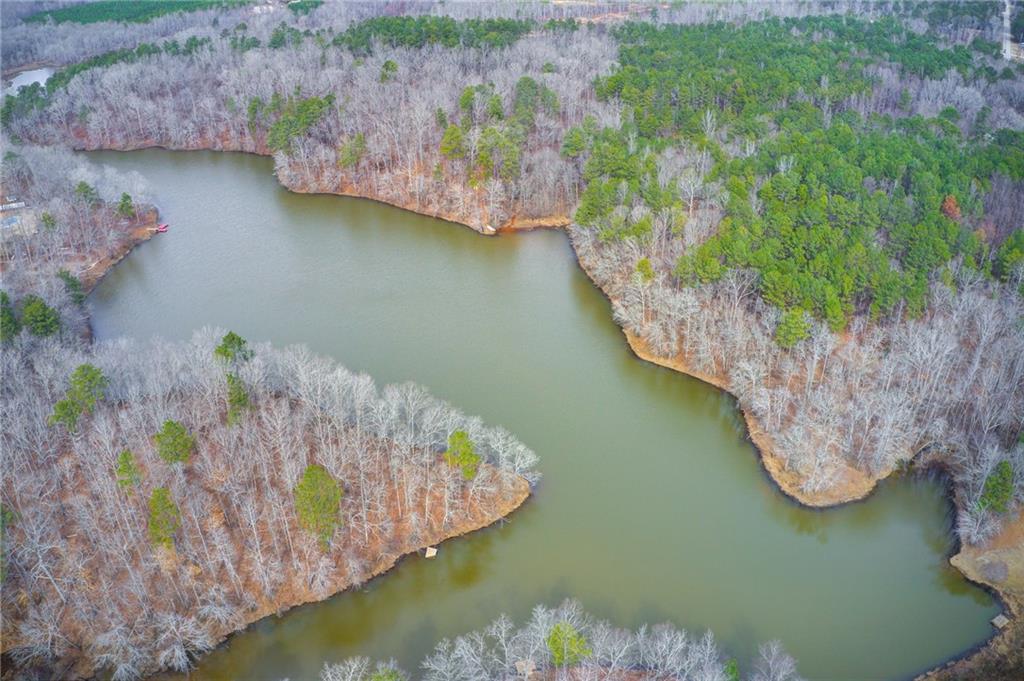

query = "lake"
[{"left": 87, "top": 149, "right": 998, "bottom": 681}]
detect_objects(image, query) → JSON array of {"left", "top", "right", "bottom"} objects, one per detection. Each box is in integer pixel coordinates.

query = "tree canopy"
[
  {"left": 333, "top": 16, "right": 533, "bottom": 54},
  {"left": 25, "top": 0, "right": 245, "bottom": 25},
  {"left": 214, "top": 330, "right": 253, "bottom": 363},
  {"left": 293, "top": 464, "right": 343, "bottom": 549},
  {"left": 979, "top": 461, "right": 1015, "bottom": 514},
  {"left": 148, "top": 487, "right": 180, "bottom": 549},
  {"left": 20, "top": 295, "right": 59, "bottom": 337},
  {"left": 266, "top": 94, "right": 335, "bottom": 153},
  {"left": 547, "top": 621, "right": 591, "bottom": 667},
  {"left": 116, "top": 450, "right": 141, "bottom": 491},
  {"left": 572, "top": 14, "right": 1024, "bottom": 336},
  {"left": 0, "top": 292, "right": 20, "bottom": 342},
  {"left": 154, "top": 420, "right": 195, "bottom": 464},
  {"left": 444, "top": 430, "right": 481, "bottom": 480}
]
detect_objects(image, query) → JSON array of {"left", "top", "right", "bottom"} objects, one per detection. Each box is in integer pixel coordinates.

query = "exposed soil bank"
[
  {"left": 79, "top": 209, "right": 161, "bottom": 293},
  {"left": 2, "top": 436, "right": 530, "bottom": 681},
  {"left": 286, "top": 181, "right": 569, "bottom": 235},
  {"left": 622, "top": 331, "right": 885, "bottom": 507},
  {"left": 0, "top": 206, "right": 159, "bottom": 297},
  {"left": 62, "top": 134, "right": 570, "bottom": 235},
  {"left": 917, "top": 510, "right": 1024, "bottom": 680},
  {"left": 564, "top": 246, "right": 886, "bottom": 508},
  {"left": 184, "top": 471, "right": 532, "bottom": 681}
]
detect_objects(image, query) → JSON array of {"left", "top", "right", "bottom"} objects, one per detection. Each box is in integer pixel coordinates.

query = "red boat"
[{"left": 155, "top": 223, "right": 168, "bottom": 233}]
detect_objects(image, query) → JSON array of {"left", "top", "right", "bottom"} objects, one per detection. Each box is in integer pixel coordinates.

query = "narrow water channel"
[{"left": 87, "top": 150, "right": 998, "bottom": 681}]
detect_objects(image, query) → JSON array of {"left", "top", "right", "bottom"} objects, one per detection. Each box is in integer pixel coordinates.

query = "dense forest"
[
  {"left": 3, "top": 10, "right": 622, "bottom": 229},
  {"left": 1, "top": 1, "right": 1023, "bottom": 679},
  {"left": 5, "top": 0, "right": 1018, "bottom": 535},
  {"left": 23, "top": 0, "right": 249, "bottom": 26},
  {"left": 0, "top": 321, "right": 535, "bottom": 679}
]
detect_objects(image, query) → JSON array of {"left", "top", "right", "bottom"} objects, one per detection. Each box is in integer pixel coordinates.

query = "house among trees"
[{"left": 1, "top": 195, "right": 26, "bottom": 211}]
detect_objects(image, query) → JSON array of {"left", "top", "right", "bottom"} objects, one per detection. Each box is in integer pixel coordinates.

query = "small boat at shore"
[{"left": 155, "top": 223, "right": 168, "bottom": 233}]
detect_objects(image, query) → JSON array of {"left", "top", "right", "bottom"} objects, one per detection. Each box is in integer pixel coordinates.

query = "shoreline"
[
  {"left": 565, "top": 241, "right": 892, "bottom": 509},
  {"left": 166, "top": 471, "right": 531, "bottom": 681},
  {"left": 915, "top": 506, "right": 1024, "bottom": 680},
  {"left": 1, "top": 149, "right": 537, "bottom": 678},
  {"left": 568, "top": 254, "right": 1023, "bottom": 679},
  {"left": 0, "top": 205, "right": 158, "bottom": 309},
  {"left": 80, "top": 209, "right": 161, "bottom": 294},
  {"left": 623, "top": 324, "right": 1022, "bottom": 679},
  {"left": 622, "top": 330, "right": 886, "bottom": 508},
  {"left": 286, "top": 182, "right": 570, "bottom": 235},
  {"left": 5, "top": 451, "right": 532, "bottom": 680},
  {"left": 70, "top": 138, "right": 570, "bottom": 235},
  {"left": 72, "top": 142, "right": 1020, "bottom": 678}
]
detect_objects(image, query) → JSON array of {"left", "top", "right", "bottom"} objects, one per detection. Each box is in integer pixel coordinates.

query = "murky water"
[{"left": 88, "top": 150, "right": 998, "bottom": 681}]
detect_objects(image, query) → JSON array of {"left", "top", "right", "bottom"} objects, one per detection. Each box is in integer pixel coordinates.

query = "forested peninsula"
[
  {"left": 0, "top": 137, "right": 538, "bottom": 679},
  {"left": 2, "top": 1, "right": 1023, "bottom": 679},
  {"left": 1, "top": 326, "right": 534, "bottom": 680}
]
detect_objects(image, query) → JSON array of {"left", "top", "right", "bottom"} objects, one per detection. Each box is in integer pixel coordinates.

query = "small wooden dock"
[{"left": 991, "top": 614, "right": 1010, "bottom": 629}]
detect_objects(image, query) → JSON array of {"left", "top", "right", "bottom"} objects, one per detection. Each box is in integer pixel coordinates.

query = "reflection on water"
[{"left": 86, "top": 150, "right": 998, "bottom": 681}]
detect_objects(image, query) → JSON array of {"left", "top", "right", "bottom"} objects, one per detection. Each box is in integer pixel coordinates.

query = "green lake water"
[{"left": 87, "top": 150, "right": 999, "bottom": 681}]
